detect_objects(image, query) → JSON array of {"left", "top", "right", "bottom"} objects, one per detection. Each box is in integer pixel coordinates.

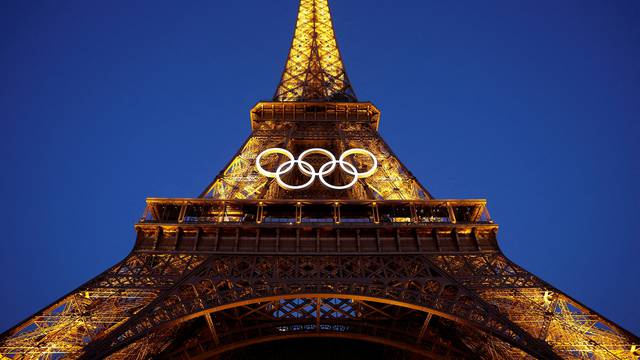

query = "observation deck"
[
  {"left": 134, "top": 198, "right": 498, "bottom": 254},
  {"left": 250, "top": 101, "right": 381, "bottom": 130}
]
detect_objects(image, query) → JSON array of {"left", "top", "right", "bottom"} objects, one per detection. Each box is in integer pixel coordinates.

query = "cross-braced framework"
[
  {"left": 201, "top": 102, "right": 430, "bottom": 201},
  {"left": 274, "top": 0, "right": 356, "bottom": 102},
  {"left": 2, "top": 198, "right": 637, "bottom": 359},
  {"left": 430, "top": 254, "right": 639, "bottom": 359},
  {"left": 1, "top": 0, "right": 638, "bottom": 359},
  {"left": 0, "top": 254, "right": 206, "bottom": 359},
  {"left": 77, "top": 254, "right": 557, "bottom": 359}
]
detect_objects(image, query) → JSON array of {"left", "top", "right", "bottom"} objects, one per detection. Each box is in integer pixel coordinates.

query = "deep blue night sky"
[{"left": 1, "top": 0, "right": 638, "bottom": 335}]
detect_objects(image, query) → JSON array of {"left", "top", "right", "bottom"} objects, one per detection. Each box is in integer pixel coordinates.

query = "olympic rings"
[{"left": 255, "top": 147, "right": 378, "bottom": 190}]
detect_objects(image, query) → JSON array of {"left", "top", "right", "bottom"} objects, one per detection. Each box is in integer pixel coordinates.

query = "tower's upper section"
[{"left": 273, "top": 0, "right": 357, "bottom": 102}]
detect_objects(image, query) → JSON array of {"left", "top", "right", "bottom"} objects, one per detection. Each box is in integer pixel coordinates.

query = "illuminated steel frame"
[{"left": 1, "top": 0, "right": 638, "bottom": 359}]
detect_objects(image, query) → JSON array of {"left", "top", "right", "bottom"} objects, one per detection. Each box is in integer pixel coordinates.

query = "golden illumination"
[
  {"left": 2, "top": 0, "right": 637, "bottom": 358},
  {"left": 274, "top": 0, "right": 354, "bottom": 101}
]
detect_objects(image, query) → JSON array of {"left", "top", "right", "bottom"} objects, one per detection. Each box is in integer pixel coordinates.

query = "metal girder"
[
  {"left": 200, "top": 122, "right": 431, "bottom": 201},
  {"left": 107, "top": 295, "right": 534, "bottom": 359},
  {"left": 77, "top": 254, "right": 560, "bottom": 359},
  {"left": 0, "top": 254, "right": 206, "bottom": 359},
  {"left": 430, "top": 253, "right": 640, "bottom": 359},
  {"left": 274, "top": 0, "right": 356, "bottom": 102},
  {"left": 2, "top": 0, "right": 638, "bottom": 359}
]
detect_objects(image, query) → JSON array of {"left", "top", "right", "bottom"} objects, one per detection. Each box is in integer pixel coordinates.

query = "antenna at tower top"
[{"left": 273, "top": 0, "right": 357, "bottom": 102}]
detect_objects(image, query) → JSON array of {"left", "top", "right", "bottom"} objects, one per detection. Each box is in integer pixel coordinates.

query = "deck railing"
[{"left": 139, "top": 198, "right": 492, "bottom": 226}]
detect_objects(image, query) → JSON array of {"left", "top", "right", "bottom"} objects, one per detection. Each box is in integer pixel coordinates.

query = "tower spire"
[{"left": 274, "top": 0, "right": 357, "bottom": 102}]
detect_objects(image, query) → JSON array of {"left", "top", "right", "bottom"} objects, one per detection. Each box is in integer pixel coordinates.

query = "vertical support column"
[
  {"left": 432, "top": 229, "right": 440, "bottom": 252},
  {"left": 219, "top": 202, "right": 226, "bottom": 223},
  {"left": 295, "top": 202, "right": 302, "bottom": 224},
  {"left": 372, "top": 202, "right": 380, "bottom": 224},
  {"left": 446, "top": 202, "right": 457, "bottom": 224},
  {"left": 415, "top": 228, "right": 422, "bottom": 252},
  {"left": 410, "top": 203, "right": 418, "bottom": 223},
  {"left": 471, "top": 228, "right": 481, "bottom": 251},
  {"left": 178, "top": 204, "right": 187, "bottom": 223},
  {"left": 152, "top": 226, "right": 162, "bottom": 250},
  {"left": 134, "top": 227, "right": 145, "bottom": 248},
  {"left": 257, "top": 202, "right": 265, "bottom": 224},
  {"left": 452, "top": 229, "right": 460, "bottom": 251},
  {"left": 173, "top": 228, "right": 182, "bottom": 250},
  {"left": 193, "top": 228, "right": 201, "bottom": 251}
]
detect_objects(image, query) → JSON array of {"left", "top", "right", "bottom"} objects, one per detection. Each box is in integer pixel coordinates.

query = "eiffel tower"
[{"left": 1, "top": 1, "right": 638, "bottom": 359}]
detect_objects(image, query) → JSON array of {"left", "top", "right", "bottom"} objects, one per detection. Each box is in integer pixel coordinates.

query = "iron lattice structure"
[
  {"left": 273, "top": 0, "right": 355, "bottom": 102},
  {"left": 1, "top": 0, "right": 638, "bottom": 359}
]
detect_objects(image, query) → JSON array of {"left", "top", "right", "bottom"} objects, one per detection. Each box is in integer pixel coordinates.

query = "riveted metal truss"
[
  {"left": 430, "top": 254, "right": 640, "bottom": 359},
  {"left": 2, "top": 230, "right": 638, "bottom": 359},
  {"left": 345, "top": 134, "right": 429, "bottom": 200},
  {"left": 2, "top": 0, "right": 638, "bottom": 358},
  {"left": 76, "top": 254, "right": 560, "bottom": 359},
  {"left": 0, "top": 254, "right": 206, "bottom": 359},
  {"left": 118, "top": 296, "right": 533, "bottom": 360},
  {"left": 201, "top": 132, "right": 287, "bottom": 200},
  {"left": 201, "top": 104, "right": 430, "bottom": 201},
  {"left": 274, "top": 0, "right": 356, "bottom": 102}
]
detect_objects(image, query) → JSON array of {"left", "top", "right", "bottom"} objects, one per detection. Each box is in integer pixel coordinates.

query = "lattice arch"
[
  {"left": 104, "top": 294, "right": 539, "bottom": 359},
  {"left": 78, "top": 255, "right": 559, "bottom": 359}
]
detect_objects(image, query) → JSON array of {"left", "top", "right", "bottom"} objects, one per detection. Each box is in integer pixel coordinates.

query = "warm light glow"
[{"left": 274, "top": 0, "right": 353, "bottom": 101}]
